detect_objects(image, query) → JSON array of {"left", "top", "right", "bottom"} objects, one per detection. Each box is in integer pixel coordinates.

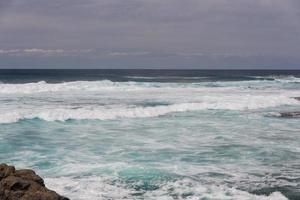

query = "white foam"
[
  {"left": 0, "top": 79, "right": 295, "bottom": 95},
  {"left": 273, "top": 75, "right": 300, "bottom": 83},
  {"left": 0, "top": 95, "right": 299, "bottom": 124},
  {"left": 249, "top": 75, "right": 300, "bottom": 83},
  {"left": 0, "top": 80, "right": 151, "bottom": 94},
  {"left": 0, "top": 80, "right": 299, "bottom": 124},
  {"left": 0, "top": 80, "right": 186, "bottom": 94},
  {"left": 45, "top": 176, "right": 288, "bottom": 200},
  {"left": 0, "top": 77, "right": 299, "bottom": 94}
]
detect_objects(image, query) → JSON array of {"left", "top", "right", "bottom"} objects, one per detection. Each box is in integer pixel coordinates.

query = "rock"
[
  {"left": 279, "top": 111, "right": 300, "bottom": 118},
  {"left": 0, "top": 163, "right": 69, "bottom": 200},
  {"left": 294, "top": 97, "right": 300, "bottom": 101}
]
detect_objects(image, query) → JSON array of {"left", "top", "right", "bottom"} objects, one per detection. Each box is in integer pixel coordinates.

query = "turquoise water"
[{"left": 0, "top": 70, "right": 300, "bottom": 199}]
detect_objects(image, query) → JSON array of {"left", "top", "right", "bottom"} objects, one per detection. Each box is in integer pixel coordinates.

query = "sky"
[{"left": 0, "top": 0, "right": 300, "bottom": 69}]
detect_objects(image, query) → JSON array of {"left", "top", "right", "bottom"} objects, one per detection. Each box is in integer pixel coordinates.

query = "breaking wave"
[
  {"left": 0, "top": 79, "right": 299, "bottom": 124},
  {"left": 0, "top": 80, "right": 144, "bottom": 94},
  {"left": 45, "top": 176, "right": 288, "bottom": 200},
  {"left": 1, "top": 97, "right": 299, "bottom": 124},
  {"left": 0, "top": 76, "right": 299, "bottom": 94}
]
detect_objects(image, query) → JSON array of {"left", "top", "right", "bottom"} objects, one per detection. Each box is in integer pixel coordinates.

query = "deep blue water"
[{"left": 1, "top": 69, "right": 300, "bottom": 83}]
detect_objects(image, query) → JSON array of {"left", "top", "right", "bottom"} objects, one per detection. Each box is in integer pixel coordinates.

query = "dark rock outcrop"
[
  {"left": 0, "top": 163, "right": 69, "bottom": 200},
  {"left": 279, "top": 111, "right": 300, "bottom": 118},
  {"left": 294, "top": 97, "right": 300, "bottom": 101}
]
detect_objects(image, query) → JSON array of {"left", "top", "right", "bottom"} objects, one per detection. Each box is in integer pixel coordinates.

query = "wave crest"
[
  {"left": 0, "top": 76, "right": 300, "bottom": 94},
  {"left": 1, "top": 97, "right": 299, "bottom": 124}
]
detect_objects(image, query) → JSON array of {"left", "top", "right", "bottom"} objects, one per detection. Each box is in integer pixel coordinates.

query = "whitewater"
[
  {"left": 0, "top": 79, "right": 300, "bottom": 124},
  {"left": 0, "top": 70, "right": 300, "bottom": 200}
]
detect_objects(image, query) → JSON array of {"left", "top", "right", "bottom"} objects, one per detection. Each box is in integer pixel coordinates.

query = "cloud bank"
[{"left": 0, "top": 0, "right": 299, "bottom": 68}]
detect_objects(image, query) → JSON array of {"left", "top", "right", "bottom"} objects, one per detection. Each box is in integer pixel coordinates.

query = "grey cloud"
[
  {"left": 0, "top": 0, "right": 299, "bottom": 68},
  {"left": 0, "top": 48, "right": 93, "bottom": 57}
]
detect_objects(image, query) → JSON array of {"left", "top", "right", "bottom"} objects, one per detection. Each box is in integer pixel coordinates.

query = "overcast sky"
[{"left": 0, "top": 0, "right": 300, "bottom": 69}]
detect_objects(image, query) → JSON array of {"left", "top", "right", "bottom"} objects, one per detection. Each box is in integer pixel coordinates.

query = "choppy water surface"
[{"left": 0, "top": 70, "right": 299, "bottom": 200}]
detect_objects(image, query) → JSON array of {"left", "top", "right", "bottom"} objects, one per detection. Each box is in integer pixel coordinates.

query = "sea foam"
[
  {"left": 0, "top": 97, "right": 299, "bottom": 124},
  {"left": 0, "top": 80, "right": 299, "bottom": 124},
  {"left": 45, "top": 176, "right": 288, "bottom": 200},
  {"left": 0, "top": 76, "right": 299, "bottom": 94}
]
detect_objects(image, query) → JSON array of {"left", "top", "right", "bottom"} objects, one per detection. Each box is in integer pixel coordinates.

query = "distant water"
[{"left": 0, "top": 70, "right": 299, "bottom": 200}]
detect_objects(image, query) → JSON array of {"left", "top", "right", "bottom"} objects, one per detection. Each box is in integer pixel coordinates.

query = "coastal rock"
[
  {"left": 279, "top": 112, "right": 300, "bottom": 118},
  {"left": 294, "top": 97, "right": 300, "bottom": 101},
  {"left": 0, "top": 164, "right": 69, "bottom": 200}
]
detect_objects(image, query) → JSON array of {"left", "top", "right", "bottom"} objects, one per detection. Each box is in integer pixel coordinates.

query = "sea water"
[{"left": 0, "top": 70, "right": 299, "bottom": 200}]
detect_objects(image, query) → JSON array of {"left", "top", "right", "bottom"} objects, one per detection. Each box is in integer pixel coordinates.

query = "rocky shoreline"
[{"left": 0, "top": 164, "right": 69, "bottom": 200}]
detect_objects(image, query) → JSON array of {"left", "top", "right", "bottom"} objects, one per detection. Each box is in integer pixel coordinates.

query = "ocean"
[{"left": 0, "top": 69, "right": 299, "bottom": 200}]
